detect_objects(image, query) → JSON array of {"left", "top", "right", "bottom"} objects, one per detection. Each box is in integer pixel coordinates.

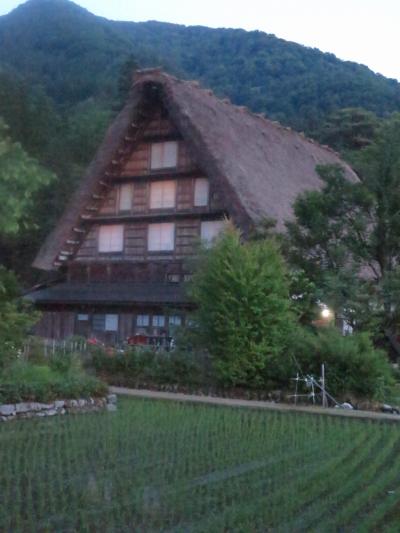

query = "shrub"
[
  {"left": 0, "top": 268, "right": 39, "bottom": 370},
  {"left": 0, "top": 360, "right": 107, "bottom": 404},
  {"left": 289, "top": 327, "right": 394, "bottom": 399},
  {"left": 91, "top": 347, "right": 204, "bottom": 387},
  {"left": 189, "top": 225, "right": 295, "bottom": 388}
]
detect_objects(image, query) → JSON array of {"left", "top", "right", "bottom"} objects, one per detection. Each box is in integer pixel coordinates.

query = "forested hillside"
[
  {"left": 1, "top": 0, "right": 400, "bottom": 285},
  {"left": 2, "top": 0, "right": 400, "bottom": 129}
]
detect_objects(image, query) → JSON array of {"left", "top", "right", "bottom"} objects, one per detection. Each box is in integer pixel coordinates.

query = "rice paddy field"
[{"left": 1, "top": 398, "right": 400, "bottom": 532}]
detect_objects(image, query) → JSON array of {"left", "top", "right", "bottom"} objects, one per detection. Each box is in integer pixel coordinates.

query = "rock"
[
  {"left": 340, "top": 402, "right": 354, "bottom": 410},
  {"left": 28, "top": 403, "right": 52, "bottom": 411},
  {"left": 68, "top": 400, "right": 79, "bottom": 408},
  {"left": 46, "top": 409, "right": 58, "bottom": 416},
  {"left": 77, "top": 399, "right": 87, "bottom": 408},
  {"left": 107, "top": 394, "right": 117, "bottom": 404},
  {"left": 15, "top": 403, "right": 31, "bottom": 414},
  {"left": 381, "top": 404, "right": 400, "bottom": 415},
  {"left": 0, "top": 404, "right": 16, "bottom": 416},
  {"left": 54, "top": 400, "right": 65, "bottom": 409},
  {"left": 106, "top": 403, "right": 117, "bottom": 412}
]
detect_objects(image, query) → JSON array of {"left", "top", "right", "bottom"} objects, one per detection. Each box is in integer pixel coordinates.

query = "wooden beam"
[{"left": 73, "top": 227, "right": 86, "bottom": 234}]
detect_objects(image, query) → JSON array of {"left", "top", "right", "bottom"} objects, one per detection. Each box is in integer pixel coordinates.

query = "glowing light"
[{"left": 321, "top": 308, "right": 332, "bottom": 319}]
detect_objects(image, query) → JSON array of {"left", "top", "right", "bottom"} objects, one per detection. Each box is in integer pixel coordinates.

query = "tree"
[
  {"left": 189, "top": 224, "right": 295, "bottom": 387},
  {"left": 285, "top": 114, "right": 400, "bottom": 345},
  {"left": 0, "top": 118, "right": 53, "bottom": 365},
  {"left": 315, "top": 107, "right": 380, "bottom": 153},
  {"left": 0, "top": 118, "right": 54, "bottom": 235}
]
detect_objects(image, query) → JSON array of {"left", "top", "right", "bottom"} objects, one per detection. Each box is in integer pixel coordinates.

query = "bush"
[
  {"left": 289, "top": 327, "right": 394, "bottom": 399},
  {"left": 0, "top": 268, "right": 39, "bottom": 370},
  {"left": 189, "top": 225, "right": 295, "bottom": 388},
  {"left": 91, "top": 347, "right": 205, "bottom": 387},
  {"left": 0, "top": 360, "right": 107, "bottom": 404}
]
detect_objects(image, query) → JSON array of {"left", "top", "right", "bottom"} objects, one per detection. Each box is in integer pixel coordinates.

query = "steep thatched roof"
[{"left": 34, "top": 68, "right": 358, "bottom": 271}]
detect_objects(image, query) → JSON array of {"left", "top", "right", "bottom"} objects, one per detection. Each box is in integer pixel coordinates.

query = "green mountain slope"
[{"left": 1, "top": 0, "right": 399, "bottom": 130}]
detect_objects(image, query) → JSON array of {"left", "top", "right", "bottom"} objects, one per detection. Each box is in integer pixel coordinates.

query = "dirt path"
[{"left": 109, "top": 386, "right": 400, "bottom": 422}]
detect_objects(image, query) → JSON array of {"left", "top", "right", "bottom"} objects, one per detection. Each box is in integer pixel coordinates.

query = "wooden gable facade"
[
  {"left": 30, "top": 82, "right": 227, "bottom": 343},
  {"left": 28, "top": 68, "right": 358, "bottom": 343}
]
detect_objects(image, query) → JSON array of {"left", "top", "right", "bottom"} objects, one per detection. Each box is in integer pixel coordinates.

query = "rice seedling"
[{"left": 0, "top": 397, "right": 399, "bottom": 531}]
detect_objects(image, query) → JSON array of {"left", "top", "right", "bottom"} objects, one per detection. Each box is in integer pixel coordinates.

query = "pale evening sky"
[{"left": 1, "top": 0, "right": 399, "bottom": 81}]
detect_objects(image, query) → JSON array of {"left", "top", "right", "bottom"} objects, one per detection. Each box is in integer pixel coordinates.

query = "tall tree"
[
  {"left": 285, "top": 114, "right": 400, "bottom": 345},
  {"left": 189, "top": 225, "right": 294, "bottom": 387}
]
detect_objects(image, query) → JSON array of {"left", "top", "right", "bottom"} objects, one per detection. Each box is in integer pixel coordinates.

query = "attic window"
[
  {"left": 98, "top": 225, "right": 124, "bottom": 253},
  {"left": 150, "top": 141, "right": 178, "bottom": 169},
  {"left": 194, "top": 178, "right": 209, "bottom": 207}
]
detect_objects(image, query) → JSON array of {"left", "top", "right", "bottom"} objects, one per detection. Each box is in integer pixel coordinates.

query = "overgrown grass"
[{"left": 1, "top": 397, "right": 400, "bottom": 531}]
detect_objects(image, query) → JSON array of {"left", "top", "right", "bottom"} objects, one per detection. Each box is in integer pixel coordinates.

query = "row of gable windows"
[
  {"left": 117, "top": 177, "right": 209, "bottom": 212},
  {"left": 97, "top": 220, "right": 225, "bottom": 253}
]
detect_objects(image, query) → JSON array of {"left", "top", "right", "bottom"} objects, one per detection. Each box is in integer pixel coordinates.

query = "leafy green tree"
[
  {"left": 189, "top": 224, "right": 295, "bottom": 387},
  {"left": 286, "top": 115, "right": 400, "bottom": 345},
  {"left": 0, "top": 118, "right": 53, "bottom": 366},
  {"left": 0, "top": 118, "right": 54, "bottom": 235}
]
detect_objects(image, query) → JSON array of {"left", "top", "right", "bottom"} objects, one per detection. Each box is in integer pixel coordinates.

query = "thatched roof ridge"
[{"left": 33, "top": 68, "right": 358, "bottom": 271}]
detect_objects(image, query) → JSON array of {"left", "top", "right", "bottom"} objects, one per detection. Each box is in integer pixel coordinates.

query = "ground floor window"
[
  {"left": 169, "top": 315, "right": 182, "bottom": 326},
  {"left": 137, "top": 314, "right": 150, "bottom": 327},
  {"left": 92, "top": 314, "right": 119, "bottom": 332},
  {"left": 152, "top": 315, "right": 165, "bottom": 327}
]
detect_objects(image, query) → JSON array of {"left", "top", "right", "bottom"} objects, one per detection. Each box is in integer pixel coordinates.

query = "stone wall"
[{"left": 0, "top": 394, "right": 117, "bottom": 422}]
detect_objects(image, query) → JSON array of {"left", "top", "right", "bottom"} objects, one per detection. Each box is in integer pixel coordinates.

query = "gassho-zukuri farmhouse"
[{"left": 27, "top": 68, "right": 358, "bottom": 344}]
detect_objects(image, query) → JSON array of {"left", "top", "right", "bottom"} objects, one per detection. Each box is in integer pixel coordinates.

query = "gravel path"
[{"left": 109, "top": 386, "right": 400, "bottom": 422}]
